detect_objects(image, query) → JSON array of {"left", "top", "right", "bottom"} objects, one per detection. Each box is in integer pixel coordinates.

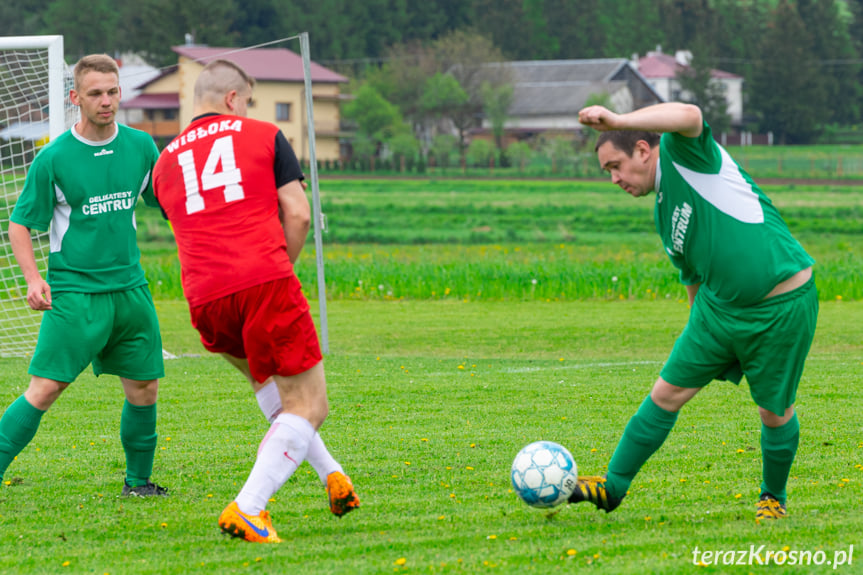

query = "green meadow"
[
  {"left": 137, "top": 179, "right": 863, "bottom": 303},
  {"left": 0, "top": 177, "right": 861, "bottom": 573}
]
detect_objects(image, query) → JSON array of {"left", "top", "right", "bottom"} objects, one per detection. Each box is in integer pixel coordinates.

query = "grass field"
[
  {"left": 0, "top": 299, "right": 860, "bottom": 574},
  {"left": 0, "top": 176, "right": 861, "bottom": 573}
]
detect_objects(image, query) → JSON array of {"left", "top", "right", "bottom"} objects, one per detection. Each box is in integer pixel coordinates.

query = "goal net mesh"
[{"left": 0, "top": 41, "right": 76, "bottom": 357}]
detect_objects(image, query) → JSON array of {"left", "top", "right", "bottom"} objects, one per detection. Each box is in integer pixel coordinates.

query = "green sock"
[
  {"left": 0, "top": 395, "right": 46, "bottom": 480},
  {"left": 120, "top": 400, "right": 158, "bottom": 487},
  {"left": 760, "top": 412, "right": 799, "bottom": 505},
  {"left": 605, "top": 395, "right": 679, "bottom": 499}
]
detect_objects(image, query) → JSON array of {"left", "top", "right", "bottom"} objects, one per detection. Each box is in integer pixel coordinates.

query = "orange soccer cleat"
[
  {"left": 326, "top": 471, "right": 360, "bottom": 517},
  {"left": 218, "top": 501, "right": 282, "bottom": 543}
]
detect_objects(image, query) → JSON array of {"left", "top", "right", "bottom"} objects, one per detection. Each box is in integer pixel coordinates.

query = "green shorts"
[
  {"left": 29, "top": 285, "right": 165, "bottom": 383},
  {"left": 660, "top": 277, "right": 818, "bottom": 416}
]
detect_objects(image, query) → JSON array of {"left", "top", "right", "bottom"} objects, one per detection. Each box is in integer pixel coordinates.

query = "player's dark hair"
[{"left": 596, "top": 131, "right": 660, "bottom": 155}]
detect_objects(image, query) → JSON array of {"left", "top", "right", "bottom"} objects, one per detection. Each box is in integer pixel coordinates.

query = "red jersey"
[{"left": 153, "top": 115, "right": 301, "bottom": 307}]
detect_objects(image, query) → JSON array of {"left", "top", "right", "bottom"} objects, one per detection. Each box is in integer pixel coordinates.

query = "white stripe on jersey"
[
  {"left": 671, "top": 146, "right": 764, "bottom": 224},
  {"left": 50, "top": 185, "right": 72, "bottom": 253}
]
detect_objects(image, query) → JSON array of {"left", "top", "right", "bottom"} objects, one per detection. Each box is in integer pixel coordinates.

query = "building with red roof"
[
  {"left": 121, "top": 45, "right": 348, "bottom": 160},
  {"left": 635, "top": 47, "right": 743, "bottom": 125}
]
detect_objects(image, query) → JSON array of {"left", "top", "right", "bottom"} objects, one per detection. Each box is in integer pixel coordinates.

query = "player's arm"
[
  {"left": 685, "top": 283, "right": 701, "bottom": 307},
  {"left": 278, "top": 180, "right": 311, "bottom": 264},
  {"left": 578, "top": 102, "right": 703, "bottom": 138},
  {"left": 8, "top": 222, "right": 51, "bottom": 310}
]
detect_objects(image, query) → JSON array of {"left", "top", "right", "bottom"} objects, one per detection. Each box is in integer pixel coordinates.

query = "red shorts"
[{"left": 189, "top": 275, "right": 322, "bottom": 382}]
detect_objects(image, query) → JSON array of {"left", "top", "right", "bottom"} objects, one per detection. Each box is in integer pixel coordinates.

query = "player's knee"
[
  {"left": 759, "top": 405, "right": 794, "bottom": 427},
  {"left": 25, "top": 376, "right": 69, "bottom": 410}
]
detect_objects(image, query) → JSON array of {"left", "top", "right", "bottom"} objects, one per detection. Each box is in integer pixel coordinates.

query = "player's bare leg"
[{"left": 221, "top": 354, "right": 359, "bottom": 516}]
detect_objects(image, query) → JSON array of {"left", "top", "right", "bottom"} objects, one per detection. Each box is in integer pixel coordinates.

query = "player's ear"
[
  {"left": 225, "top": 90, "right": 238, "bottom": 112},
  {"left": 634, "top": 140, "right": 652, "bottom": 161}
]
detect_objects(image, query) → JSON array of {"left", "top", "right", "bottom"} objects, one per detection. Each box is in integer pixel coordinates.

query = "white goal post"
[{"left": 0, "top": 35, "right": 74, "bottom": 358}]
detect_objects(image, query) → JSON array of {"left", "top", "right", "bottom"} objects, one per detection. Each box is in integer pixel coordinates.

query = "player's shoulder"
[
  {"left": 240, "top": 116, "right": 279, "bottom": 134},
  {"left": 117, "top": 123, "right": 159, "bottom": 154},
  {"left": 117, "top": 122, "right": 155, "bottom": 142}
]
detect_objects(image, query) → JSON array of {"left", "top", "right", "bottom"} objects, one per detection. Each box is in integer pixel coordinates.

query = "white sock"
[
  {"left": 306, "top": 432, "right": 344, "bottom": 485},
  {"left": 254, "top": 381, "right": 342, "bottom": 484},
  {"left": 255, "top": 381, "right": 282, "bottom": 423},
  {"left": 235, "top": 413, "right": 315, "bottom": 516}
]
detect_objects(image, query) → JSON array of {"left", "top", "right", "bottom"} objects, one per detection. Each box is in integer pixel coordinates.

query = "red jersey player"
[{"left": 153, "top": 59, "right": 358, "bottom": 543}]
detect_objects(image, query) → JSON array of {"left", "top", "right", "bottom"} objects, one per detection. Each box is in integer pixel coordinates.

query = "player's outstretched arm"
[
  {"left": 579, "top": 102, "right": 703, "bottom": 138},
  {"left": 278, "top": 179, "right": 311, "bottom": 264},
  {"left": 8, "top": 222, "right": 52, "bottom": 310}
]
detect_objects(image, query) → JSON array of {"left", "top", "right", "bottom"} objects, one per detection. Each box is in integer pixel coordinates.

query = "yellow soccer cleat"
[
  {"left": 218, "top": 501, "right": 282, "bottom": 543},
  {"left": 568, "top": 475, "right": 625, "bottom": 512},
  {"left": 756, "top": 493, "right": 787, "bottom": 521},
  {"left": 326, "top": 471, "right": 360, "bottom": 517}
]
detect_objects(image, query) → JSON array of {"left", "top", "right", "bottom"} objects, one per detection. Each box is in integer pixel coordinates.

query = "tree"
[
  {"left": 45, "top": 0, "right": 120, "bottom": 59},
  {"left": 797, "top": 0, "right": 860, "bottom": 125},
  {"left": 676, "top": 45, "right": 732, "bottom": 135},
  {"left": 343, "top": 83, "right": 403, "bottom": 144},
  {"left": 420, "top": 73, "right": 469, "bottom": 122},
  {"left": 429, "top": 134, "right": 459, "bottom": 168},
  {"left": 749, "top": 0, "right": 825, "bottom": 143},
  {"left": 387, "top": 131, "right": 420, "bottom": 172},
  {"left": 481, "top": 80, "right": 513, "bottom": 152},
  {"left": 433, "top": 30, "right": 510, "bottom": 163},
  {"left": 506, "top": 141, "right": 532, "bottom": 172},
  {"left": 541, "top": 136, "right": 575, "bottom": 174},
  {"left": 466, "top": 138, "right": 495, "bottom": 167}
]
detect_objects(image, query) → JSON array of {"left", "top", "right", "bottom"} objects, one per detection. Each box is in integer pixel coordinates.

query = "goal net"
[{"left": 0, "top": 36, "right": 75, "bottom": 357}]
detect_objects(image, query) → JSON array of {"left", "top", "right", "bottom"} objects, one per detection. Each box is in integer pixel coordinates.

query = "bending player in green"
[
  {"left": 0, "top": 54, "right": 167, "bottom": 496},
  {"left": 570, "top": 102, "right": 817, "bottom": 521}
]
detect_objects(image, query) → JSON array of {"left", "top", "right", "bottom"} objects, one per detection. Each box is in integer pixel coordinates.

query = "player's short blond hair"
[
  {"left": 73, "top": 54, "right": 119, "bottom": 91},
  {"left": 194, "top": 59, "right": 255, "bottom": 105}
]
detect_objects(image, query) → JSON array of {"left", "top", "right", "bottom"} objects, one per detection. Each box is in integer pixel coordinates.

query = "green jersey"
[
  {"left": 655, "top": 122, "right": 814, "bottom": 307},
  {"left": 11, "top": 123, "right": 160, "bottom": 293}
]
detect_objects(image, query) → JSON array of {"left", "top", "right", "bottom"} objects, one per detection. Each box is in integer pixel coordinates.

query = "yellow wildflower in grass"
[
  {"left": 734, "top": 493, "right": 742, "bottom": 499},
  {"left": 160, "top": 523, "right": 167, "bottom": 529},
  {"left": 736, "top": 449, "right": 745, "bottom": 454},
  {"left": 62, "top": 562, "right": 70, "bottom": 567},
  {"left": 487, "top": 535, "right": 497, "bottom": 540},
  {"left": 567, "top": 549, "right": 577, "bottom": 556},
  {"left": 394, "top": 558, "right": 407, "bottom": 566}
]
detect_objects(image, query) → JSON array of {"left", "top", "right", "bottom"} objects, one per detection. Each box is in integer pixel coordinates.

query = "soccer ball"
[{"left": 511, "top": 441, "right": 578, "bottom": 508}]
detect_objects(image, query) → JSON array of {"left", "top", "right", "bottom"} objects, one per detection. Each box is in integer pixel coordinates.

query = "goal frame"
[{"left": 0, "top": 35, "right": 66, "bottom": 141}]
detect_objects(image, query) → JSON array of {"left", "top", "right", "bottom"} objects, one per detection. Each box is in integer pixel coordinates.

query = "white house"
[{"left": 634, "top": 48, "right": 743, "bottom": 125}]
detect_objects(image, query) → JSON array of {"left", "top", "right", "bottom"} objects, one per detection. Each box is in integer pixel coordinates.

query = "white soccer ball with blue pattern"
[{"left": 511, "top": 441, "right": 578, "bottom": 508}]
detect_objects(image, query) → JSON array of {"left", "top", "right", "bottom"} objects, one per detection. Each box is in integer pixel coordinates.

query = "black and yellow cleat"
[
  {"left": 568, "top": 475, "right": 624, "bottom": 512},
  {"left": 755, "top": 493, "right": 787, "bottom": 521},
  {"left": 122, "top": 480, "right": 168, "bottom": 497}
]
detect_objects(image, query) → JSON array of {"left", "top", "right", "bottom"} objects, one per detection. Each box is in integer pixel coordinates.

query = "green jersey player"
[
  {"left": 0, "top": 54, "right": 167, "bottom": 496},
  {"left": 568, "top": 103, "right": 817, "bottom": 521}
]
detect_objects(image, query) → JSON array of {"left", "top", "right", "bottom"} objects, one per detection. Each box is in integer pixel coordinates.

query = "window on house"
[
  {"left": 276, "top": 102, "right": 291, "bottom": 122},
  {"left": 163, "top": 109, "right": 177, "bottom": 120}
]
